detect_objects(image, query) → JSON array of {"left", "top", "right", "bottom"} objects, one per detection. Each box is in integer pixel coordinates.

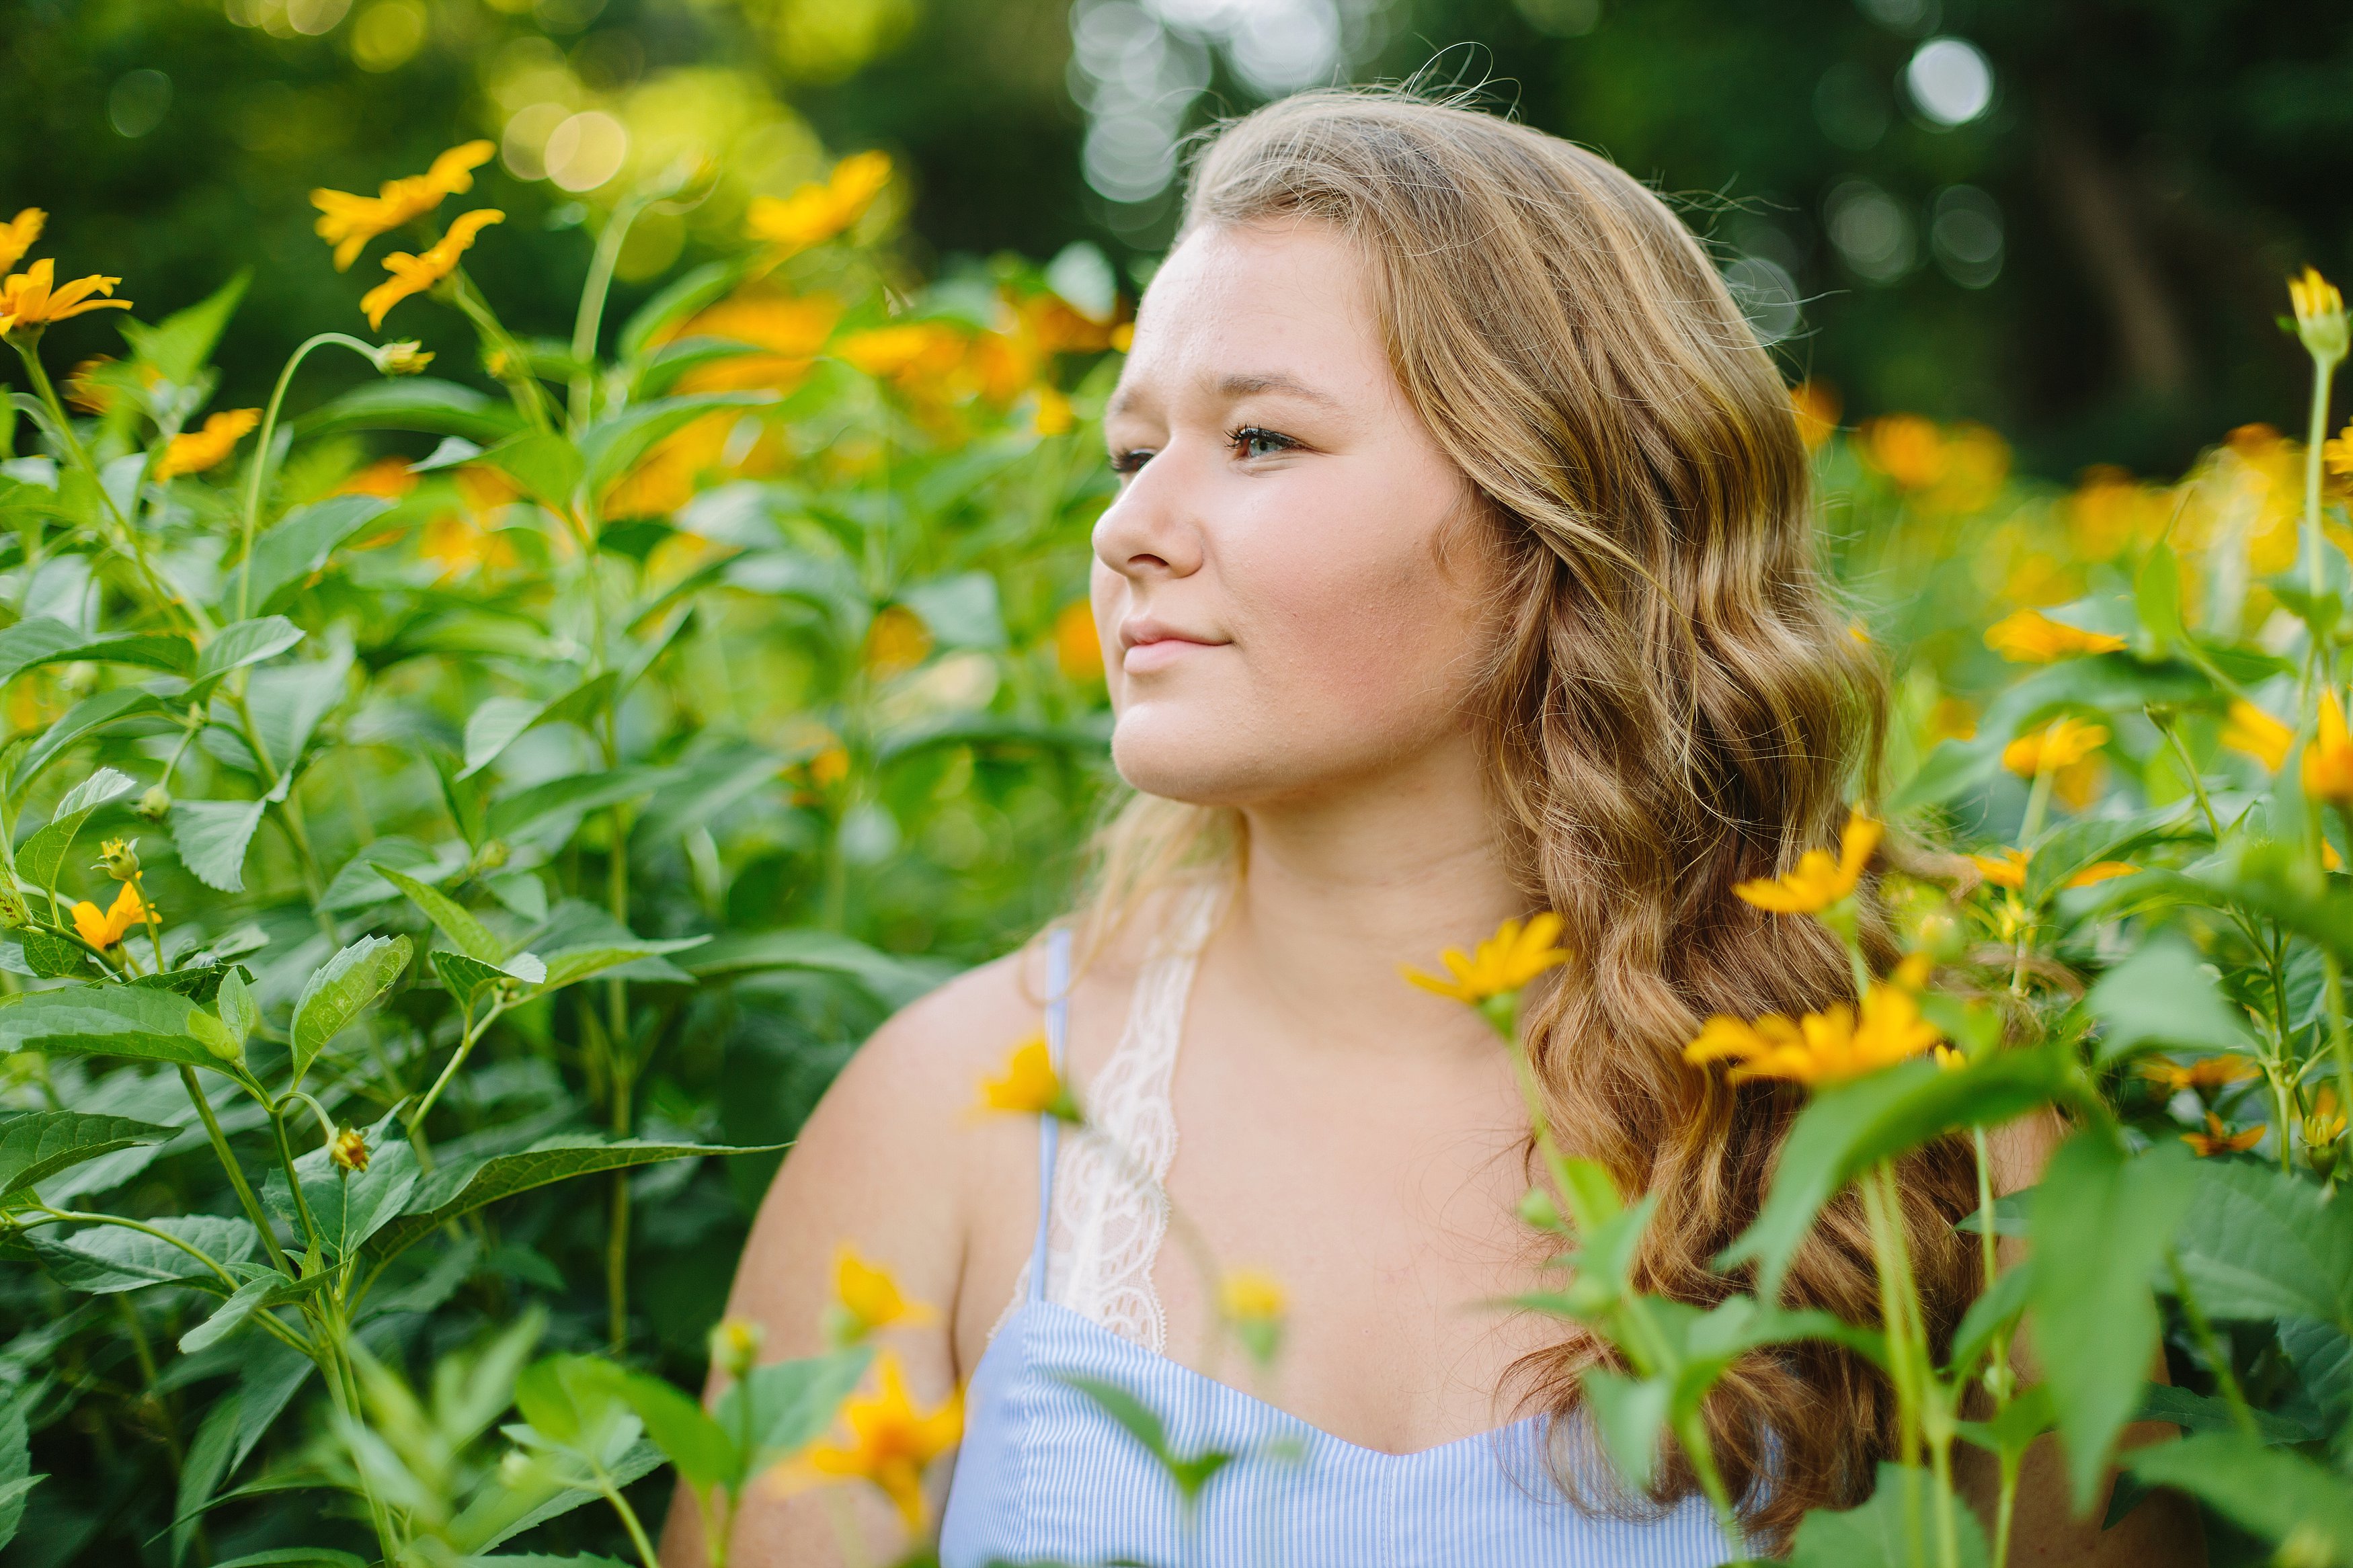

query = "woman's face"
[{"left": 1092, "top": 219, "right": 1500, "bottom": 808}]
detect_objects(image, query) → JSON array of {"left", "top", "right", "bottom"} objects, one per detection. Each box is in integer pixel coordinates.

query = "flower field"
[{"left": 0, "top": 125, "right": 2350, "bottom": 1568}]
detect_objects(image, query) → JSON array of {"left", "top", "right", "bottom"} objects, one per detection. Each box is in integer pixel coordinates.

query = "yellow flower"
[
  {"left": 863, "top": 604, "right": 932, "bottom": 676},
  {"left": 977, "top": 1036, "right": 1081, "bottom": 1123},
  {"left": 0, "top": 209, "right": 43, "bottom": 276},
  {"left": 376, "top": 340, "right": 434, "bottom": 375},
  {"left": 1732, "top": 811, "right": 1882, "bottom": 915},
  {"left": 0, "top": 259, "right": 132, "bottom": 338},
  {"left": 2001, "top": 716, "right": 2108, "bottom": 779},
  {"left": 2137, "top": 1054, "right": 2260, "bottom": 1097},
  {"left": 784, "top": 1350, "right": 962, "bottom": 1530},
  {"left": 359, "top": 209, "right": 503, "bottom": 330},
  {"left": 1683, "top": 976, "right": 1943, "bottom": 1088},
  {"left": 2325, "top": 420, "right": 2353, "bottom": 479},
  {"left": 1931, "top": 1044, "right": 1967, "bottom": 1072},
  {"left": 2223, "top": 699, "right": 2295, "bottom": 773},
  {"left": 1053, "top": 600, "right": 1103, "bottom": 682},
  {"left": 2303, "top": 1087, "right": 2346, "bottom": 1151},
  {"left": 829, "top": 1244, "right": 936, "bottom": 1343},
  {"left": 155, "top": 409, "right": 262, "bottom": 481},
  {"left": 1968, "top": 847, "right": 2135, "bottom": 892},
  {"left": 2305, "top": 693, "right": 2353, "bottom": 804},
  {"left": 1109, "top": 321, "right": 1134, "bottom": 353},
  {"left": 71, "top": 880, "right": 148, "bottom": 950},
  {"left": 747, "top": 150, "right": 893, "bottom": 259},
  {"left": 1790, "top": 379, "right": 1839, "bottom": 452},
  {"left": 1983, "top": 608, "right": 2127, "bottom": 663},
  {"left": 2289, "top": 266, "right": 2348, "bottom": 363},
  {"left": 329, "top": 1126, "right": 370, "bottom": 1172},
  {"left": 2183, "top": 1112, "right": 2264, "bottom": 1159},
  {"left": 311, "top": 140, "right": 495, "bottom": 271},
  {"left": 1400, "top": 912, "right": 1570, "bottom": 1004},
  {"left": 1857, "top": 413, "right": 1946, "bottom": 490},
  {"left": 1220, "top": 1269, "right": 1287, "bottom": 1323},
  {"left": 1031, "top": 384, "right": 1075, "bottom": 436}
]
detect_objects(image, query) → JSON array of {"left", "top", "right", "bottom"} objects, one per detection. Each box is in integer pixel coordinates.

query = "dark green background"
[{"left": 7, "top": 0, "right": 2350, "bottom": 479}]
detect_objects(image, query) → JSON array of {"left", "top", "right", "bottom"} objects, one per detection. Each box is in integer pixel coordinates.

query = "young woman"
[{"left": 662, "top": 88, "right": 2200, "bottom": 1567}]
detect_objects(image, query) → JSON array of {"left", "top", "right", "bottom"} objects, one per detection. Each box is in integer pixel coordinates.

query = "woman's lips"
[{"left": 1121, "top": 634, "right": 1221, "bottom": 673}]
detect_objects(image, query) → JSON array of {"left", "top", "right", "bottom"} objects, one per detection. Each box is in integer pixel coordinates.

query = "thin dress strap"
[{"left": 1028, "top": 924, "right": 1073, "bottom": 1303}]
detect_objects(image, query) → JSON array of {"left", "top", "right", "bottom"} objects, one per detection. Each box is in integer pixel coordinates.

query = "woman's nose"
[{"left": 1091, "top": 454, "right": 1203, "bottom": 582}]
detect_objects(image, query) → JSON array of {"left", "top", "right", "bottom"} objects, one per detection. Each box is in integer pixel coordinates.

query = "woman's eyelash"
[
  {"left": 1224, "top": 424, "right": 1298, "bottom": 458},
  {"left": 1106, "top": 425, "right": 1300, "bottom": 475}
]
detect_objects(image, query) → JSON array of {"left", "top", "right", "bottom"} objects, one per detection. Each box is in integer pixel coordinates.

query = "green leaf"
[
  {"left": 0, "top": 1377, "right": 41, "bottom": 1553},
  {"left": 685, "top": 927, "right": 951, "bottom": 1008},
  {"left": 230, "top": 494, "right": 395, "bottom": 616},
  {"left": 2022, "top": 805, "right": 2181, "bottom": 905},
  {"left": 264, "top": 1118, "right": 417, "bottom": 1262},
  {"left": 30, "top": 1214, "right": 258, "bottom": 1293},
  {"left": 17, "top": 765, "right": 138, "bottom": 889},
  {"left": 1051, "top": 1372, "right": 1173, "bottom": 1464},
  {"left": 186, "top": 617, "right": 304, "bottom": 701},
  {"left": 120, "top": 273, "right": 248, "bottom": 384},
  {"left": 210, "top": 1551, "right": 370, "bottom": 1568},
  {"left": 177, "top": 1271, "right": 318, "bottom": 1354},
  {"left": 484, "top": 765, "right": 681, "bottom": 844},
  {"left": 430, "top": 948, "right": 547, "bottom": 999},
  {"left": 0, "top": 1110, "right": 174, "bottom": 1200},
  {"left": 1785, "top": 1462, "right": 1989, "bottom": 1568},
  {"left": 289, "top": 935, "right": 411, "bottom": 1087},
  {"left": 2028, "top": 1133, "right": 2194, "bottom": 1515},
  {"left": 12, "top": 688, "right": 166, "bottom": 796},
  {"left": 171, "top": 1387, "right": 241, "bottom": 1566},
  {"left": 0, "top": 618, "right": 194, "bottom": 686},
  {"left": 579, "top": 393, "right": 773, "bottom": 501},
  {"left": 1580, "top": 1368, "right": 1671, "bottom": 1492},
  {"left": 1720, "top": 1046, "right": 2075, "bottom": 1298},
  {"left": 2125, "top": 1432, "right": 2353, "bottom": 1561},
  {"left": 295, "top": 378, "right": 524, "bottom": 442},
  {"left": 2137, "top": 542, "right": 2186, "bottom": 655},
  {"left": 535, "top": 938, "right": 707, "bottom": 992},
  {"left": 474, "top": 431, "right": 584, "bottom": 513},
  {"left": 216, "top": 967, "right": 259, "bottom": 1050},
  {"left": 618, "top": 257, "right": 751, "bottom": 361},
  {"left": 1886, "top": 737, "right": 1999, "bottom": 815},
  {"left": 246, "top": 652, "right": 353, "bottom": 774},
  {"left": 459, "top": 673, "right": 616, "bottom": 780},
  {"left": 895, "top": 572, "right": 1005, "bottom": 650},
  {"left": 368, "top": 1134, "right": 780, "bottom": 1262},
  {"left": 1945, "top": 1257, "right": 2034, "bottom": 1383},
  {"left": 2137, "top": 1383, "right": 2321, "bottom": 1443},
  {"left": 713, "top": 1348, "right": 873, "bottom": 1474},
  {"left": 18, "top": 929, "right": 84, "bottom": 978},
  {"left": 0, "top": 983, "right": 251, "bottom": 1075},
  {"left": 2081, "top": 935, "right": 2256, "bottom": 1065},
  {"left": 2169, "top": 1157, "right": 2353, "bottom": 1327},
  {"left": 571, "top": 1360, "right": 736, "bottom": 1489},
  {"left": 171, "top": 797, "right": 269, "bottom": 893},
  {"left": 514, "top": 1354, "right": 637, "bottom": 1454},
  {"left": 377, "top": 864, "right": 506, "bottom": 963}
]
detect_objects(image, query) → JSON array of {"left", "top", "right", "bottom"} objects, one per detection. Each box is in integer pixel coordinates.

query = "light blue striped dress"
[{"left": 936, "top": 924, "right": 1741, "bottom": 1568}]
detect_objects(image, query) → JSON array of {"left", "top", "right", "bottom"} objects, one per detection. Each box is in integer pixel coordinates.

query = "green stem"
[
  {"left": 1993, "top": 1446, "right": 2022, "bottom": 1568},
  {"left": 407, "top": 999, "right": 505, "bottom": 1137},
  {"left": 237, "top": 333, "right": 383, "bottom": 620},
  {"left": 38, "top": 1206, "right": 236, "bottom": 1290},
  {"left": 1672, "top": 1411, "right": 1745, "bottom": 1558},
  {"left": 448, "top": 272, "right": 555, "bottom": 434},
  {"left": 2167, "top": 1249, "right": 2259, "bottom": 1438},
  {"left": 269, "top": 1102, "right": 324, "bottom": 1256},
  {"left": 596, "top": 1470, "right": 662, "bottom": 1568},
  {"left": 2305, "top": 340, "right": 2340, "bottom": 604},
  {"left": 570, "top": 194, "right": 653, "bottom": 434},
  {"left": 11, "top": 339, "right": 190, "bottom": 628},
  {"left": 178, "top": 1065, "right": 291, "bottom": 1274}
]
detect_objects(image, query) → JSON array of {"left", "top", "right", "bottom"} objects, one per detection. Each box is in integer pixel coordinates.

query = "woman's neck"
[{"left": 1218, "top": 737, "right": 1526, "bottom": 1057}]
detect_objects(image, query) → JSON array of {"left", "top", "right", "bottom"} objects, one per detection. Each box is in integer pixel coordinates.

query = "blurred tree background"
[{"left": 6, "top": 0, "right": 2352, "bottom": 481}]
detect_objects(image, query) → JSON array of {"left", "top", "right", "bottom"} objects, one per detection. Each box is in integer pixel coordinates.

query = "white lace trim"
[{"left": 990, "top": 878, "right": 1226, "bottom": 1351}]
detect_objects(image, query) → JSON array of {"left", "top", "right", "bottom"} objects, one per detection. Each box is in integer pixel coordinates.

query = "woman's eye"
[
  {"left": 1228, "top": 425, "right": 1296, "bottom": 460},
  {"left": 1108, "top": 448, "right": 1154, "bottom": 475}
]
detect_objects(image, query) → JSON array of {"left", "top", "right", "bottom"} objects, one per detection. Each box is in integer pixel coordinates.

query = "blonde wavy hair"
[{"left": 1070, "top": 85, "right": 1977, "bottom": 1547}]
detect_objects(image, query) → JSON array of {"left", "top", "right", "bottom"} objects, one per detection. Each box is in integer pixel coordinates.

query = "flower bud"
[
  {"left": 0, "top": 885, "right": 26, "bottom": 930},
  {"left": 329, "top": 1126, "right": 370, "bottom": 1173},
  {"left": 710, "top": 1317, "right": 764, "bottom": 1382},
  {"left": 95, "top": 837, "right": 138, "bottom": 881},
  {"left": 2290, "top": 267, "right": 2350, "bottom": 366},
  {"left": 188, "top": 1008, "right": 246, "bottom": 1065},
  {"left": 472, "top": 838, "right": 510, "bottom": 872},
  {"left": 375, "top": 341, "right": 434, "bottom": 376},
  {"left": 136, "top": 784, "right": 172, "bottom": 822}
]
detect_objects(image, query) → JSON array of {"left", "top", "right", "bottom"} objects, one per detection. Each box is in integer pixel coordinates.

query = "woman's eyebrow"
[{"left": 1107, "top": 370, "right": 1344, "bottom": 421}]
